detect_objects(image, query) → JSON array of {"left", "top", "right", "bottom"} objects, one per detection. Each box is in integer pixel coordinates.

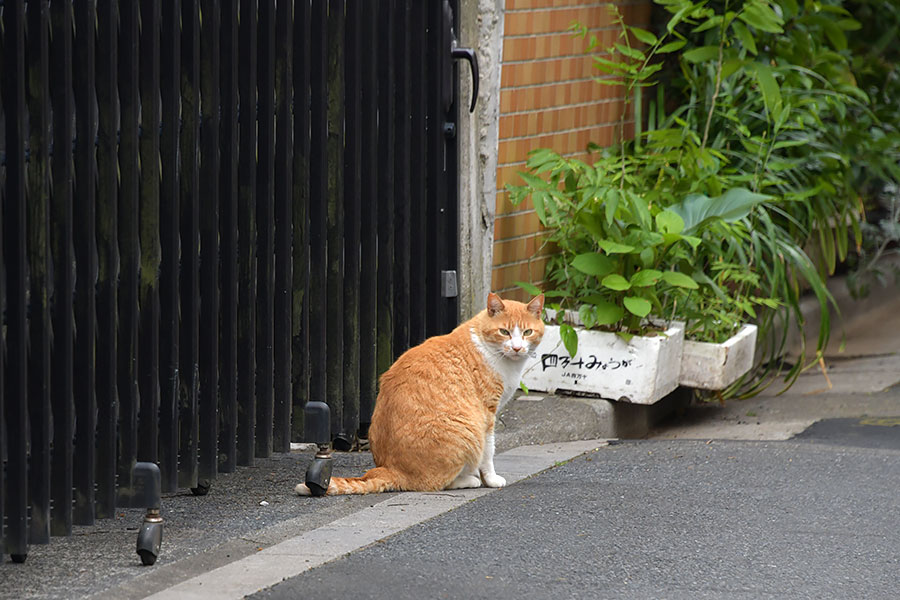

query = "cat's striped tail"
[{"left": 295, "top": 466, "right": 402, "bottom": 496}]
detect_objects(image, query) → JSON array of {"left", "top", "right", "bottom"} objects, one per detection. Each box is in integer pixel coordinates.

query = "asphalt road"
[{"left": 252, "top": 434, "right": 900, "bottom": 600}]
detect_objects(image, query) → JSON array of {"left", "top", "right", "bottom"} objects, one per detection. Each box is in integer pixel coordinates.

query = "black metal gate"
[{"left": 0, "top": 0, "right": 469, "bottom": 562}]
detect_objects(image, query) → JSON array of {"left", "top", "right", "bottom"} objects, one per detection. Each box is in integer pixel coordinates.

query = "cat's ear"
[
  {"left": 487, "top": 293, "right": 506, "bottom": 317},
  {"left": 526, "top": 294, "right": 545, "bottom": 318}
]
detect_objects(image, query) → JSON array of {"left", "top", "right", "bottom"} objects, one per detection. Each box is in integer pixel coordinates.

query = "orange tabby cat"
[{"left": 295, "top": 293, "right": 545, "bottom": 496}]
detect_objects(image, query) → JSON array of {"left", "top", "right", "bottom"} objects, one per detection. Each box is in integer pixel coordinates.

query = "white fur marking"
[{"left": 470, "top": 329, "right": 528, "bottom": 413}]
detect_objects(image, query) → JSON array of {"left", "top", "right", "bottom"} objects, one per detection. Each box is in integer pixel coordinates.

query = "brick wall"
[{"left": 493, "top": 0, "right": 652, "bottom": 302}]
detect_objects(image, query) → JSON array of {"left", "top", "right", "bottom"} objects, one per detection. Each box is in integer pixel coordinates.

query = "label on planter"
[
  {"left": 522, "top": 323, "right": 684, "bottom": 405},
  {"left": 538, "top": 353, "right": 635, "bottom": 375}
]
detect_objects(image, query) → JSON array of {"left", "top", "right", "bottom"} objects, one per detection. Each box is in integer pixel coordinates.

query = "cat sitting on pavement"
[{"left": 296, "top": 293, "right": 545, "bottom": 496}]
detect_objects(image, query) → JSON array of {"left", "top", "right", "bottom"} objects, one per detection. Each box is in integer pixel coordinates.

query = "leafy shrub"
[{"left": 508, "top": 0, "right": 891, "bottom": 391}]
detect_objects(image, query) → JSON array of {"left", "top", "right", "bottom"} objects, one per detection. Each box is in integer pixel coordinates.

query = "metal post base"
[
  {"left": 304, "top": 447, "right": 333, "bottom": 497},
  {"left": 136, "top": 509, "right": 164, "bottom": 566}
]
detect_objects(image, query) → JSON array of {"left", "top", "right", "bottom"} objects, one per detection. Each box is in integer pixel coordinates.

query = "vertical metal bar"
[
  {"left": 357, "top": 0, "right": 378, "bottom": 434},
  {"left": 94, "top": 0, "right": 119, "bottom": 518},
  {"left": 236, "top": 0, "right": 258, "bottom": 466},
  {"left": 218, "top": 0, "right": 239, "bottom": 473},
  {"left": 179, "top": 0, "right": 201, "bottom": 488},
  {"left": 159, "top": 0, "right": 182, "bottom": 494},
  {"left": 325, "top": 0, "right": 345, "bottom": 442},
  {"left": 25, "top": 0, "right": 52, "bottom": 546},
  {"left": 198, "top": 0, "right": 221, "bottom": 485},
  {"left": 409, "top": 0, "right": 428, "bottom": 347},
  {"left": 307, "top": 0, "right": 327, "bottom": 417},
  {"left": 273, "top": 0, "right": 294, "bottom": 453},
  {"left": 51, "top": 0, "right": 77, "bottom": 533},
  {"left": 2, "top": 0, "right": 29, "bottom": 560},
  {"left": 0, "top": 172, "right": 4, "bottom": 553},
  {"left": 0, "top": 158, "right": 3, "bottom": 554},
  {"left": 291, "top": 0, "right": 311, "bottom": 443},
  {"left": 116, "top": 0, "right": 141, "bottom": 496},
  {"left": 376, "top": 0, "right": 395, "bottom": 377},
  {"left": 138, "top": 0, "right": 162, "bottom": 469},
  {"left": 443, "top": 0, "right": 461, "bottom": 332},
  {"left": 425, "top": 0, "right": 450, "bottom": 337},
  {"left": 0, "top": 162, "right": 4, "bottom": 556},
  {"left": 392, "top": 0, "right": 411, "bottom": 357},
  {"left": 342, "top": 0, "right": 361, "bottom": 445},
  {"left": 256, "top": 0, "right": 276, "bottom": 459},
  {"left": 72, "top": 0, "right": 98, "bottom": 527}
]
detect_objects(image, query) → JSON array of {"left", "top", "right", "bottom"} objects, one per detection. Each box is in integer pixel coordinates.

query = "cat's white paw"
[
  {"left": 295, "top": 483, "right": 312, "bottom": 496},
  {"left": 481, "top": 473, "right": 506, "bottom": 488},
  {"left": 447, "top": 474, "right": 483, "bottom": 490}
]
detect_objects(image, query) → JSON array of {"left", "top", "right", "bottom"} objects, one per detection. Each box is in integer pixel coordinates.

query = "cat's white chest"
[{"left": 470, "top": 331, "right": 528, "bottom": 413}]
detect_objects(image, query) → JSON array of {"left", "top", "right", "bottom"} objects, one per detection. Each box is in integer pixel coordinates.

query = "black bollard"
[
  {"left": 130, "top": 462, "right": 164, "bottom": 565},
  {"left": 303, "top": 401, "right": 333, "bottom": 496}
]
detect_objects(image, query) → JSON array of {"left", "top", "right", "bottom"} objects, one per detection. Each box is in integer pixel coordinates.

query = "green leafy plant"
[
  {"left": 508, "top": 0, "right": 886, "bottom": 393},
  {"left": 843, "top": 0, "right": 900, "bottom": 297},
  {"left": 507, "top": 147, "right": 774, "bottom": 351}
]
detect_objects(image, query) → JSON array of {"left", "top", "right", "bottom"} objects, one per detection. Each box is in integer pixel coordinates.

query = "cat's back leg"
[{"left": 445, "top": 465, "right": 482, "bottom": 490}]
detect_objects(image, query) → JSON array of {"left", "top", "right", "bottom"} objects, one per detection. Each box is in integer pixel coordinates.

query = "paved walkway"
[
  {"left": 2, "top": 280, "right": 899, "bottom": 599},
  {"left": 253, "top": 438, "right": 900, "bottom": 600}
]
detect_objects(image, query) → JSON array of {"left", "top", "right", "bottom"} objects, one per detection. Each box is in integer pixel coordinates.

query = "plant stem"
[{"left": 701, "top": 1, "right": 730, "bottom": 151}]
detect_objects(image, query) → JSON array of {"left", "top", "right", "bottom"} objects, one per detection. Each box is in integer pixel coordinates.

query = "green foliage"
[
  {"left": 508, "top": 0, "right": 900, "bottom": 392},
  {"left": 842, "top": 0, "right": 900, "bottom": 295},
  {"left": 507, "top": 146, "right": 773, "bottom": 343}
]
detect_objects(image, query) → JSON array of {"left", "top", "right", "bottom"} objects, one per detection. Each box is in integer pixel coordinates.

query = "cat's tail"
[{"left": 295, "top": 466, "right": 403, "bottom": 496}]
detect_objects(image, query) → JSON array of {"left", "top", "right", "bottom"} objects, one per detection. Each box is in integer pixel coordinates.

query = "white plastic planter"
[
  {"left": 678, "top": 324, "right": 758, "bottom": 390},
  {"left": 522, "top": 320, "right": 685, "bottom": 405}
]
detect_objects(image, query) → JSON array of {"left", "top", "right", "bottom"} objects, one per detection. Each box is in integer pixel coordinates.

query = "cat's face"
[{"left": 475, "top": 293, "right": 545, "bottom": 361}]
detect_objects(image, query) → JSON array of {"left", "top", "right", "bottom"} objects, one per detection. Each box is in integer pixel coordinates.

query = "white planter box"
[
  {"left": 679, "top": 324, "right": 758, "bottom": 390},
  {"left": 522, "top": 321, "right": 685, "bottom": 405}
]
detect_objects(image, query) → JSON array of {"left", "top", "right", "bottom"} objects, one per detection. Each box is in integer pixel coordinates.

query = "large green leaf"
[
  {"left": 731, "top": 20, "right": 757, "bottom": 55},
  {"left": 661, "top": 271, "right": 699, "bottom": 289},
  {"left": 571, "top": 252, "right": 614, "bottom": 277},
  {"left": 514, "top": 281, "right": 542, "bottom": 296},
  {"left": 655, "top": 210, "right": 685, "bottom": 235},
  {"left": 560, "top": 323, "right": 578, "bottom": 358},
  {"left": 669, "top": 188, "right": 770, "bottom": 234},
  {"left": 739, "top": 1, "right": 784, "bottom": 33},
  {"left": 593, "top": 302, "right": 625, "bottom": 325},
  {"left": 578, "top": 305, "right": 598, "bottom": 330},
  {"left": 577, "top": 212, "right": 606, "bottom": 241},
  {"left": 532, "top": 190, "right": 548, "bottom": 225},
  {"left": 623, "top": 296, "right": 652, "bottom": 318},
  {"left": 597, "top": 239, "right": 635, "bottom": 254},
  {"left": 754, "top": 63, "right": 782, "bottom": 115},
  {"left": 602, "top": 274, "right": 631, "bottom": 291},
  {"left": 682, "top": 45, "right": 719, "bottom": 63},
  {"left": 630, "top": 269, "right": 663, "bottom": 287},
  {"left": 629, "top": 26, "right": 658, "bottom": 46},
  {"left": 656, "top": 40, "right": 686, "bottom": 53},
  {"left": 615, "top": 43, "right": 646, "bottom": 61}
]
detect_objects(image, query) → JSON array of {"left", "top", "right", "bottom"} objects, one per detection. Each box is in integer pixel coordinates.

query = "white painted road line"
[{"left": 144, "top": 439, "right": 607, "bottom": 600}]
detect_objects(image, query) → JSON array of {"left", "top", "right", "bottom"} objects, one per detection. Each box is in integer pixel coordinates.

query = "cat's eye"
[
  {"left": 523, "top": 329, "right": 533, "bottom": 336},
  {"left": 498, "top": 328, "right": 510, "bottom": 336}
]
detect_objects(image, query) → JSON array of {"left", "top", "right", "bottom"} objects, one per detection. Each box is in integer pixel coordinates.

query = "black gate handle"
[{"left": 451, "top": 43, "right": 478, "bottom": 113}]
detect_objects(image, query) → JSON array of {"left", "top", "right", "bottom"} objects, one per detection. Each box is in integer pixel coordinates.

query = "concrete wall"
[{"left": 458, "top": 0, "right": 505, "bottom": 319}]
